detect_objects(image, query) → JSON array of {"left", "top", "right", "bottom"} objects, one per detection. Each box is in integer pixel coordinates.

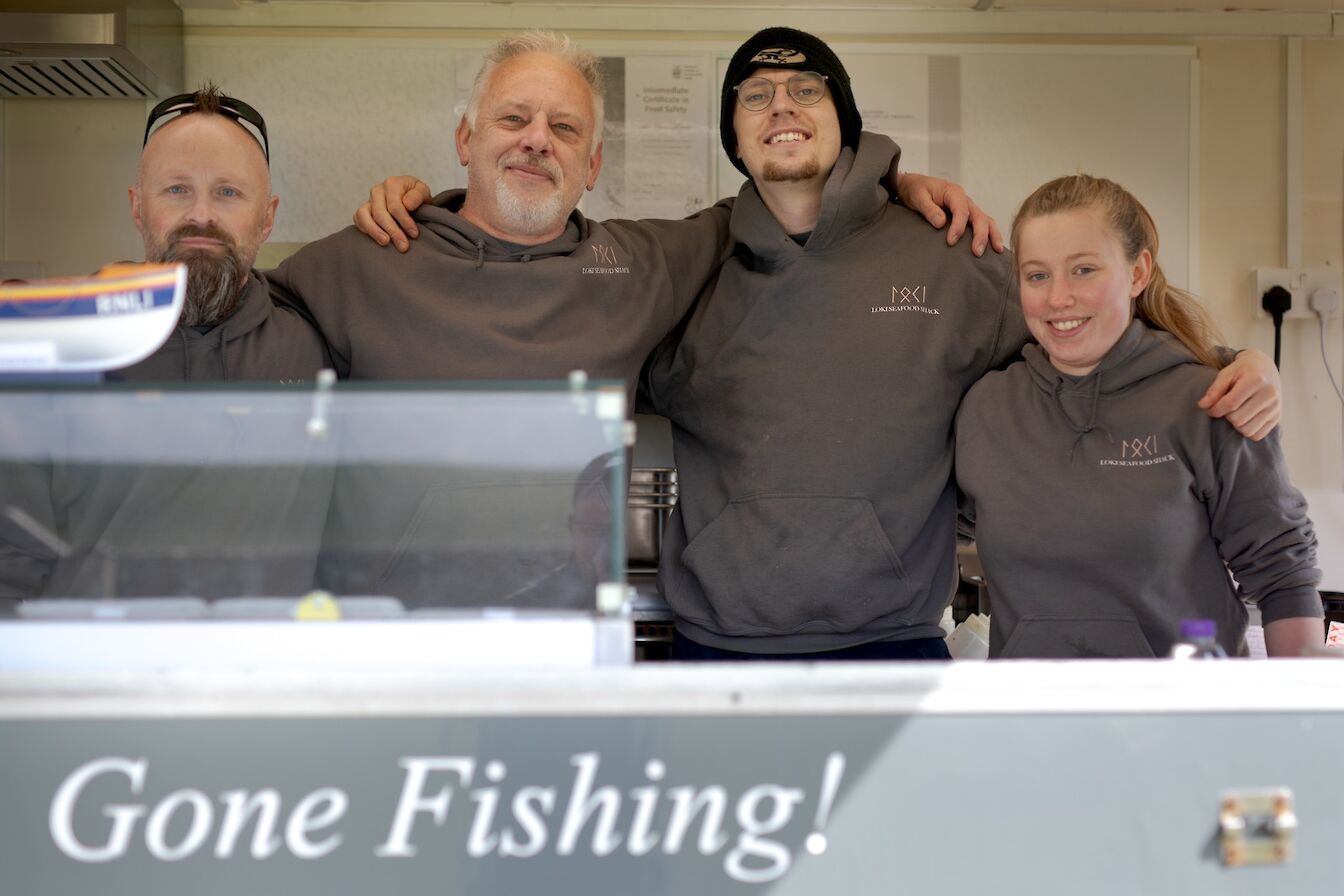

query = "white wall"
[
  {"left": 1198, "top": 38, "right": 1344, "bottom": 496},
  {"left": 1, "top": 8, "right": 1341, "bottom": 501},
  {"left": 2, "top": 98, "right": 146, "bottom": 278}
]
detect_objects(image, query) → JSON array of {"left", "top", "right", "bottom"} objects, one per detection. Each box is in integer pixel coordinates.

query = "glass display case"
[{"left": 0, "top": 378, "right": 633, "bottom": 665}]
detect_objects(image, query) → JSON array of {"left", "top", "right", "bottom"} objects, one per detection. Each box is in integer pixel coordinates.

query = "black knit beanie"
[{"left": 720, "top": 27, "right": 862, "bottom": 178}]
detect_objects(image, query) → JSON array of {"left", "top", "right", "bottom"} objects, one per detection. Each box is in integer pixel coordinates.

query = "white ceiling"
[
  {"left": 163, "top": 0, "right": 1344, "bottom": 38},
  {"left": 173, "top": 0, "right": 1344, "bottom": 10}
]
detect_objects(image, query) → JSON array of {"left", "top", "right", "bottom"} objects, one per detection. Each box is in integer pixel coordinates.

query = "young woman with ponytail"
[{"left": 954, "top": 174, "right": 1322, "bottom": 659}]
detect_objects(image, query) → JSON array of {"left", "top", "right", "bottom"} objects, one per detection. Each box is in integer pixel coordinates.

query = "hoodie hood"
[
  {"left": 414, "top": 189, "right": 590, "bottom": 266},
  {"left": 212, "top": 269, "right": 270, "bottom": 342},
  {"left": 1024, "top": 318, "right": 1200, "bottom": 450},
  {"left": 728, "top": 131, "right": 896, "bottom": 269}
]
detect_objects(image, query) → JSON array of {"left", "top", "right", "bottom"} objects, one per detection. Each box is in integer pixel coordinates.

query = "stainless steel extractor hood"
[{"left": 0, "top": 0, "right": 183, "bottom": 99}]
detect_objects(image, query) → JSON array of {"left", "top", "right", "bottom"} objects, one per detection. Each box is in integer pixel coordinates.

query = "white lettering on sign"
[
  {"left": 375, "top": 751, "right": 828, "bottom": 882},
  {"left": 48, "top": 751, "right": 846, "bottom": 884},
  {"left": 375, "top": 756, "right": 475, "bottom": 857},
  {"left": 48, "top": 757, "right": 348, "bottom": 863},
  {"left": 49, "top": 756, "right": 148, "bottom": 862}
]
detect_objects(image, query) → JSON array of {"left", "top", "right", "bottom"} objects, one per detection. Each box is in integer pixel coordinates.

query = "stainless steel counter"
[{"left": 2, "top": 619, "right": 1341, "bottom": 895}]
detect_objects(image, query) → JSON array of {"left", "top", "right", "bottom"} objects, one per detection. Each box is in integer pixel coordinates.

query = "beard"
[
  {"left": 762, "top": 156, "right": 821, "bottom": 183},
  {"left": 491, "top": 153, "right": 572, "bottom": 238},
  {"left": 148, "top": 223, "right": 247, "bottom": 327}
]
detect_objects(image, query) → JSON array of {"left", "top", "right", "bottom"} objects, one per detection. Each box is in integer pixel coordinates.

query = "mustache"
[
  {"left": 499, "top": 152, "right": 562, "bottom": 184},
  {"left": 165, "top": 222, "right": 238, "bottom": 253}
]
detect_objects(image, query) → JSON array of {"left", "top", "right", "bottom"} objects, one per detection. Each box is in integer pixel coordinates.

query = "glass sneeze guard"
[{"left": 0, "top": 379, "right": 630, "bottom": 621}]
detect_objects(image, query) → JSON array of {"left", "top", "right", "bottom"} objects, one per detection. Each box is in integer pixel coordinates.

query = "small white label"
[
  {"left": 595, "top": 389, "right": 625, "bottom": 422},
  {"left": 0, "top": 341, "right": 58, "bottom": 371}
]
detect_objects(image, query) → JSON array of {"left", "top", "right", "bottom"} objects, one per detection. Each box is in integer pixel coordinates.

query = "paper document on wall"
[
  {"left": 845, "top": 55, "right": 930, "bottom": 177},
  {"left": 587, "top": 56, "right": 712, "bottom": 221}
]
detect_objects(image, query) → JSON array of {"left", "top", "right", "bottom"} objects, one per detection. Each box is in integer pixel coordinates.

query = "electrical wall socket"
[{"left": 1254, "top": 265, "right": 1343, "bottom": 320}]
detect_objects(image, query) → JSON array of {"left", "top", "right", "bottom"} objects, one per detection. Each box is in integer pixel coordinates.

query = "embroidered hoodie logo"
[
  {"left": 1123, "top": 435, "right": 1156, "bottom": 458},
  {"left": 583, "top": 244, "right": 630, "bottom": 275},
  {"left": 872, "top": 285, "right": 938, "bottom": 315},
  {"left": 1100, "top": 433, "right": 1175, "bottom": 467}
]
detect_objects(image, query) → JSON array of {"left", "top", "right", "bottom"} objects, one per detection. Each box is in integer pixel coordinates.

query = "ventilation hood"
[{"left": 0, "top": 0, "right": 183, "bottom": 99}]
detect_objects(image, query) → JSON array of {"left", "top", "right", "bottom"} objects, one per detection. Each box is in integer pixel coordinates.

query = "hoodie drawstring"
[
  {"left": 177, "top": 326, "right": 190, "bottom": 379},
  {"left": 1057, "top": 376, "right": 1113, "bottom": 464},
  {"left": 474, "top": 239, "right": 485, "bottom": 270}
]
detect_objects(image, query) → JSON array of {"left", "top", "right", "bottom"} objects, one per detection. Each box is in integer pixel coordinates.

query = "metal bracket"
[{"left": 1219, "top": 788, "right": 1296, "bottom": 867}]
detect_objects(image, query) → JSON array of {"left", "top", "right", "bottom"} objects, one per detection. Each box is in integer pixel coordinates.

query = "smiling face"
[
  {"left": 1015, "top": 206, "right": 1153, "bottom": 377},
  {"left": 457, "top": 52, "right": 603, "bottom": 244},
  {"left": 130, "top": 113, "right": 277, "bottom": 326},
  {"left": 731, "top": 67, "right": 841, "bottom": 185}
]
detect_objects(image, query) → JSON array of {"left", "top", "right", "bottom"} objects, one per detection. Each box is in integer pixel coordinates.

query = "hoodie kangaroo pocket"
[
  {"left": 678, "top": 494, "right": 912, "bottom": 635},
  {"left": 999, "top": 613, "right": 1155, "bottom": 659}
]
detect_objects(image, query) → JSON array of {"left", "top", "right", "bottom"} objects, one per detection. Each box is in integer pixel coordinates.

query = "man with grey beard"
[
  {"left": 0, "top": 87, "right": 334, "bottom": 604},
  {"left": 113, "top": 85, "right": 328, "bottom": 381}
]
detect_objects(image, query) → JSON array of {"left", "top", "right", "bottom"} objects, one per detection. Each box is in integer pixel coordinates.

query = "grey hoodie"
[
  {"left": 644, "top": 132, "right": 1028, "bottom": 653},
  {"left": 1, "top": 271, "right": 333, "bottom": 603},
  {"left": 264, "top": 194, "right": 732, "bottom": 606},
  {"left": 268, "top": 192, "right": 732, "bottom": 401},
  {"left": 108, "top": 270, "right": 329, "bottom": 383},
  {"left": 955, "top": 319, "right": 1322, "bottom": 658}
]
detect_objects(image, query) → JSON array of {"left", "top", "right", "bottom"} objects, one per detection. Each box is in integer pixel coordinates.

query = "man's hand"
[
  {"left": 1199, "top": 348, "right": 1281, "bottom": 440},
  {"left": 353, "top": 176, "right": 433, "bottom": 252},
  {"left": 896, "top": 172, "right": 1005, "bottom": 257}
]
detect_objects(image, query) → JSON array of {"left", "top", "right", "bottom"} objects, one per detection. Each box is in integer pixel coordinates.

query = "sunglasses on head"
[{"left": 143, "top": 93, "right": 270, "bottom": 162}]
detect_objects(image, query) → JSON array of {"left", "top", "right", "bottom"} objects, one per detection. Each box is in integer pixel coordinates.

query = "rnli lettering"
[{"left": 95, "top": 290, "right": 156, "bottom": 315}]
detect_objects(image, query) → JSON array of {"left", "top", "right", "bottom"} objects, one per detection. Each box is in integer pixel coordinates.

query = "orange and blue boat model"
[{"left": 0, "top": 263, "right": 185, "bottom": 374}]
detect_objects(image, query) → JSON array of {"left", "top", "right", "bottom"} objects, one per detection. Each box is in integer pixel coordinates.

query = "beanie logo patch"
[{"left": 750, "top": 48, "right": 805, "bottom": 65}]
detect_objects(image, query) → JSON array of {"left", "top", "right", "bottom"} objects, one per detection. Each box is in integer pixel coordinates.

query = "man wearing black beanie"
[
  {"left": 643, "top": 26, "right": 1028, "bottom": 659},
  {"left": 343, "top": 30, "right": 1279, "bottom": 643},
  {"left": 645, "top": 27, "right": 1276, "bottom": 661},
  {"left": 718, "top": 27, "right": 863, "bottom": 180}
]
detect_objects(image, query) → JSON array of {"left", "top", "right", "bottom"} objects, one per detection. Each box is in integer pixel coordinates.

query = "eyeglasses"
[
  {"left": 733, "top": 72, "right": 828, "bottom": 112},
  {"left": 142, "top": 93, "right": 270, "bottom": 162}
]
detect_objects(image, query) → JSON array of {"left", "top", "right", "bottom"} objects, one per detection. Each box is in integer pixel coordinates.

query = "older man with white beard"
[
  {"left": 263, "top": 30, "right": 1013, "bottom": 605},
  {"left": 268, "top": 30, "right": 986, "bottom": 393},
  {"left": 264, "top": 32, "right": 746, "bottom": 604},
  {"left": 267, "top": 31, "right": 736, "bottom": 400},
  {"left": 114, "top": 85, "right": 328, "bottom": 382}
]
